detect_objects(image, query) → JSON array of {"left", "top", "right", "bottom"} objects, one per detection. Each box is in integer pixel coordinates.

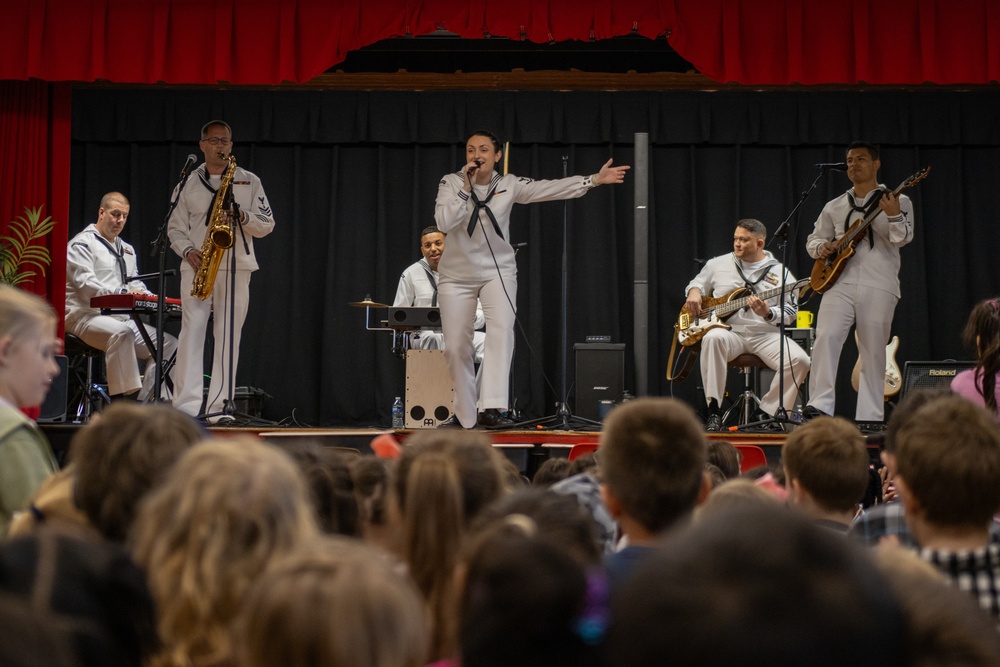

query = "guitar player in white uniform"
[
  {"left": 804, "top": 142, "right": 914, "bottom": 423},
  {"left": 684, "top": 219, "right": 811, "bottom": 432}
]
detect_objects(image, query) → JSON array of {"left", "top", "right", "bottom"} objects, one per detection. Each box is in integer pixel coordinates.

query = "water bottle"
[{"left": 392, "top": 396, "right": 405, "bottom": 429}]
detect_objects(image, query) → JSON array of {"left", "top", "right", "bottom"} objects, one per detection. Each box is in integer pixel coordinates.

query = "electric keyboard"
[{"left": 90, "top": 293, "right": 182, "bottom": 315}]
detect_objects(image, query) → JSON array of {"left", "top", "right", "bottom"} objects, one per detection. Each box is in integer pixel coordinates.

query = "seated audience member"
[
  {"left": 238, "top": 536, "right": 427, "bottom": 667},
  {"left": 456, "top": 516, "right": 603, "bottom": 667},
  {"left": 598, "top": 397, "right": 710, "bottom": 590},
  {"left": 875, "top": 547, "right": 1000, "bottom": 665},
  {"left": 498, "top": 455, "right": 530, "bottom": 489},
  {"left": 893, "top": 394, "right": 1000, "bottom": 619},
  {"left": 693, "top": 478, "right": 781, "bottom": 522},
  {"left": 704, "top": 463, "right": 727, "bottom": 489},
  {"left": 68, "top": 402, "right": 203, "bottom": 543},
  {"left": 849, "top": 387, "right": 953, "bottom": 547},
  {"left": 952, "top": 297, "right": 1000, "bottom": 417},
  {"left": 782, "top": 416, "right": 870, "bottom": 533},
  {"left": 130, "top": 437, "right": 319, "bottom": 667},
  {"left": 0, "top": 529, "right": 159, "bottom": 667},
  {"left": 531, "top": 457, "right": 577, "bottom": 488},
  {"left": 551, "top": 467, "right": 618, "bottom": 555},
  {"left": 391, "top": 430, "right": 506, "bottom": 662},
  {"left": 0, "top": 285, "right": 60, "bottom": 537},
  {"left": 351, "top": 456, "right": 395, "bottom": 553},
  {"left": 606, "top": 504, "right": 906, "bottom": 666},
  {"left": 281, "top": 440, "right": 360, "bottom": 537},
  {"left": 6, "top": 467, "right": 94, "bottom": 538},
  {"left": 707, "top": 440, "right": 741, "bottom": 480}
]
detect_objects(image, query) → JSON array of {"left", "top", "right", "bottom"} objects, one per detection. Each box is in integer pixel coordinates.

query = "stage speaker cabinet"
[
  {"left": 574, "top": 343, "right": 625, "bottom": 422},
  {"left": 38, "top": 355, "right": 68, "bottom": 423},
  {"left": 757, "top": 327, "right": 813, "bottom": 406},
  {"left": 902, "top": 360, "right": 976, "bottom": 398},
  {"left": 405, "top": 350, "right": 454, "bottom": 428}
]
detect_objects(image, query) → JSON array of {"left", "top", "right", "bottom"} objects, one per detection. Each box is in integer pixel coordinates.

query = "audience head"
[
  {"left": 70, "top": 402, "right": 203, "bottom": 542},
  {"left": 280, "top": 440, "right": 360, "bottom": 537},
  {"left": 607, "top": 503, "right": 905, "bottom": 666},
  {"left": 351, "top": 456, "right": 394, "bottom": 550},
  {"left": 894, "top": 395, "right": 1000, "bottom": 532},
  {"left": 962, "top": 297, "right": 1000, "bottom": 411},
  {"left": 239, "top": 536, "right": 427, "bottom": 667},
  {"left": 531, "top": 457, "right": 577, "bottom": 488},
  {"left": 0, "top": 529, "right": 159, "bottom": 667},
  {"left": 130, "top": 436, "right": 319, "bottom": 666},
  {"left": 458, "top": 513, "right": 603, "bottom": 667},
  {"left": 599, "top": 397, "right": 708, "bottom": 534},
  {"left": 782, "top": 416, "right": 870, "bottom": 518},
  {"left": 706, "top": 440, "right": 741, "bottom": 480},
  {"left": 0, "top": 284, "right": 59, "bottom": 408},
  {"left": 694, "top": 478, "right": 780, "bottom": 522}
]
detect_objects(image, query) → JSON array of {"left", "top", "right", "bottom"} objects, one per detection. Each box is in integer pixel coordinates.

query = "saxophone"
[{"left": 191, "top": 154, "right": 237, "bottom": 299}]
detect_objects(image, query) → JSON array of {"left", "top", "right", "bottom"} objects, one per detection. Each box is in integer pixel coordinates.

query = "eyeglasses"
[{"left": 201, "top": 137, "right": 232, "bottom": 146}]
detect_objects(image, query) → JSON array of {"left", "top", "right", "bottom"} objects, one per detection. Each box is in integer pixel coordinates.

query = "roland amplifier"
[{"left": 901, "top": 360, "right": 976, "bottom": 398}]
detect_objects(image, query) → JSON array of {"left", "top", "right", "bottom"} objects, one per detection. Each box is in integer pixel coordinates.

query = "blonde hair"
[
  {"left": 0, "top": 284, "right": 56, "bottom": 342},
  {"left": 239, "top": 536, "right": 427, "bottom": 667},
  {"left": 130, "top": 437, "right": 319, "bottom": 667}
]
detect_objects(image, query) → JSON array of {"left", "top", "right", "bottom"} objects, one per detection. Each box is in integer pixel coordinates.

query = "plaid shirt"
[
  {"left": 849, "top": 502, "right": 916, "bottom": 547},
  {"left": 921, "top": 542, "right": 1000, "bottom": 620}
]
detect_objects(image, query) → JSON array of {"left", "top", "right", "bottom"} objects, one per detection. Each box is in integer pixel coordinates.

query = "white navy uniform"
[
  {"left": 167, "top": 164, "right": 275, "bottom": 417},
  {"left": 66, "top": 224, "right": 177, "bottom": 398},
  {"left": 435, "top": 169, "right": 597, "bottom": 427},
  {"left": 684, "top": 252, "right": 811, "bottom": 417},
  {"left": 806, "top": 186, "right": 914, "bottom": 421}
]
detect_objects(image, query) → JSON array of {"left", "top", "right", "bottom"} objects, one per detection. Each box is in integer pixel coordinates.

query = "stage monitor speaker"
[
  {"left": 38, "top": 354, "right": 68, "bottom": 423},
  {"left": 574, "top": 343, "right": 625, "bottom": 421},
  {"left": 901, "top": 360, "right": 976, "bottom": 398},
  {"left": 405, "top": 349, "right": 453, "bottom": 428}
]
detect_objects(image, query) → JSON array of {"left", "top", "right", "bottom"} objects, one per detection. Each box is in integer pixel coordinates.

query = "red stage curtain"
[
  {"left": 0, "top": 0, "right": 997, "bottom": 85},
  {"left": 0, "top": 80, "right": 71, "bottom": 334}
]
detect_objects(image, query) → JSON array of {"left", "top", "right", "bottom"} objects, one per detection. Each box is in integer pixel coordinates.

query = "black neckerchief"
[
  {"left": 198, "top": 168, "right": 223, "bottom": 229},
  {"left": 848, "top": 189, "right": 883, "bottom": 249},
  {"left": 91, "top": 231, "right": 128, "bottom": 285},
  {"left": 419, "top": 258, "right": 438, "bottom": 307},
  {"left": 467, "top": 175, "right": 505, "bottom": 239},
  {"left": 733, "top": 254, "right": 777, "bottom": 292}
]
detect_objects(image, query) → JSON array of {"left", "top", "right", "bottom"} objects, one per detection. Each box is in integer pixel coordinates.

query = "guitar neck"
[
  {"left": 841, "top": 181, "right": 908, "bottom": 247},
  {"left": 714, "top": 280, "right": 803, "bottom": 317}
]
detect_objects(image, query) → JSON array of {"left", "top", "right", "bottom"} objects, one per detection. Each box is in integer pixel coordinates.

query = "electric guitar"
[
  {"left": 851, "top": 334, "right": 902, "bottom": 399},
  {"left": 676, "top": 278, "right": 810, "bottom": 347},
  {"left": 809, "top": 167, "right": 930, "bottom": 294}
]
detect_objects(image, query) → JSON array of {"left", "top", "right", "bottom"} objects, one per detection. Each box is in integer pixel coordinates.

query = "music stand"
[
  {"left": 512, "top": 155, "right": 602, "bottom": 432},
  {"left": 735, "top": 166, "right": 829, "bottom": 433}
]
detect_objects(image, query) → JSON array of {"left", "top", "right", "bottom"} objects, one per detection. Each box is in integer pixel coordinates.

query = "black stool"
[
  {"left": 64, "top": 334, "right": 109, "bottom": 421},
  {"left": 723, "top": 353, "right": 767, "bottom": 426}
]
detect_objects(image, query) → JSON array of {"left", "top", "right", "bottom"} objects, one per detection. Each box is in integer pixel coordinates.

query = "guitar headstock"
[{"left": 900, "top": 166, "right": 931, "bottom": 191}]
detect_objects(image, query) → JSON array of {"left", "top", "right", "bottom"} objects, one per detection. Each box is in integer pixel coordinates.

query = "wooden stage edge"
[{"left": 39, "top": 422, "right": 789, "bottom": 474}]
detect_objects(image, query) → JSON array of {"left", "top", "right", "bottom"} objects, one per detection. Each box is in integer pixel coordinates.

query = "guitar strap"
[{"left": 665, "top": 326, "right": 698, "bottom": 383}]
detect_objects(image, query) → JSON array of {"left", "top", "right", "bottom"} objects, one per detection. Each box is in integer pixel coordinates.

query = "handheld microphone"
[
  {"left": 816, "top": 162, "right": 848, "bottom": 171},
  {"left": 467, "top": 159, "right": 484, "bottom": 178},
  {"left": 179, "top": 154, "right": 198, "bottom": 179}
]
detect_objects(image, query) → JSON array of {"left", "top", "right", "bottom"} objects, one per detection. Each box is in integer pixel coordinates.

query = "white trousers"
[
  {"left": 700, "top": 327, "right": 811, "bottom": 417},
  {"left": 439, "top": 275, "right": 516, "bottom": 428},
  {"left": 69, "top": 314, "right": 176, "bottom": 398},
  {"left": 173, "top": 264, "right": 250, "bottom": 417},
  {"left": 808, "top": 283, "right": 897, "bottom": 421}
]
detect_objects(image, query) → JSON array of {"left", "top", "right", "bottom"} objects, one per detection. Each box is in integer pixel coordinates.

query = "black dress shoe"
[
  {"left": 438, "top": 415, "right": 466, "bottom": 429},
  {"left": 801, "top": 405, "right": 828, "bottom": 421},
  {"left": 705, "top": 413, "right": 722, "bottom": 432},
  {"left": 477, "top": 409, "right": 515, "bottom": 429}
]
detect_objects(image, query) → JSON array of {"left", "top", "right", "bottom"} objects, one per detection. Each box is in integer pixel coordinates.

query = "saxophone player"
[{"left": 167, "top": 120, "right": 275, "bottom": 419}]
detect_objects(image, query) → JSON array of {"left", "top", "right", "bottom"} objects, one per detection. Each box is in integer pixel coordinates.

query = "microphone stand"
[
  {"left": 513, "top": 155, "right": 602, "bottom": 432},
  {"left": 150, "top": 159, "right": 193, "bottom": 401},
  {"left": 737, "top": 166, "right": 827, "bottom": 433}
]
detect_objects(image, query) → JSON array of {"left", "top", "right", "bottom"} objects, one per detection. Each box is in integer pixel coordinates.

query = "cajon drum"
[{"left": 405, "top": 349, "right": 454, "bottom": 428}]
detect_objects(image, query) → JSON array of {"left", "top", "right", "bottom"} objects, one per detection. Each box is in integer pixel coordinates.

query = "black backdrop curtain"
[{"left": 70, "top": 88, "right": 1000, "bottom": 426}]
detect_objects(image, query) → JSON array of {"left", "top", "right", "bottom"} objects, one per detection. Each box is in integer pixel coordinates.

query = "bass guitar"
[
  {"left": 676, "top": 278, "right": 810, "bottom": 347},
  {"left": 851, "top": 333, "right": 902, "bottom": 399},
  {"left": 809, "top": 166, "right": 930, "bottom": 294}
]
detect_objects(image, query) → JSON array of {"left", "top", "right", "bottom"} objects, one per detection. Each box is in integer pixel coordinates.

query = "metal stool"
[
  {"left": 723, "top": 353, "right": 768, "bottom": 426},
  {"left": 64, "top": 334, "right": 110, "bottom": 421}
]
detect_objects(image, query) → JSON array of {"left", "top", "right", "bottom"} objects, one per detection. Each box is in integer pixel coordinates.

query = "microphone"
[
  {"left": 816, "top": 162, "right": 848, "bottom": 171},
  {"left": 467, "top": 159, "right": 483, "bottom": 178},
  {"left": 179, "top": 154, "right": 198, "bottom": 179}
]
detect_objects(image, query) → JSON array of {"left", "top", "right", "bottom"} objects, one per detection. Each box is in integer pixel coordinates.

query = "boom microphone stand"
[
  {"left": 737, "top": 165, "right": 829, "bottom": 432},
  {"left": 513, "top": 155, "right": 602, "bottom": 432}
]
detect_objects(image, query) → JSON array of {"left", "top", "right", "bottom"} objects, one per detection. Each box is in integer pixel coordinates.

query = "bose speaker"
[
  {"left": 37, "top": 354, "right": 68, "bottom": 423},
  {"left": 901, "top": 360, "right": 976, "bottom": 398},
  {"left": 574, "top": 343, "right": 625, "bottom": 421}
]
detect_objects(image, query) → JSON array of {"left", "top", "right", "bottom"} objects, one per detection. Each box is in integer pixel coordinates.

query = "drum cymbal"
[{"left": 349, "top": 297, "right": 388, "bottom": 308}]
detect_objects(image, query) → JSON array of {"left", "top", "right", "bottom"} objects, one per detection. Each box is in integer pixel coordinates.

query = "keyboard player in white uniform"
[
  {"left": 394, "top": 226, "right": 485, "bottom": 388},
  {"left": 65, "top": 192, "right": 176, "bottom": 401}
]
